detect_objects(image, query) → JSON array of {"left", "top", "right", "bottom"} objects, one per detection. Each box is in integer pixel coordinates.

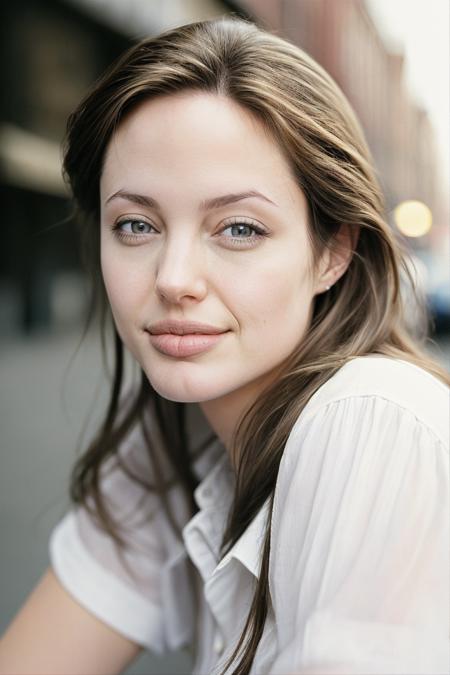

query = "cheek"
[
  {"left": 100, "top": 250, "right": 150, "bottom": 358},
  {"left": 224, "top": 257, "right": 314, "bottom": 335},
  {"left": 101, "top": 247, "right": 150, "bottom": 317}
]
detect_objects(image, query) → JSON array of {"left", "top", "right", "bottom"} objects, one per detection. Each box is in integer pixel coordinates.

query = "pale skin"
[
  {"left": 100, "top": 91, "right": 351, "bottom": 456},
  {"left": 0, "top": 91, "right": 353, "bottom": 674}
]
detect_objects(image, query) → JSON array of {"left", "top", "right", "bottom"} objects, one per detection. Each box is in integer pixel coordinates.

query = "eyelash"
[{"left": 111, "top": 217, "right": 268, "bottom": 247}]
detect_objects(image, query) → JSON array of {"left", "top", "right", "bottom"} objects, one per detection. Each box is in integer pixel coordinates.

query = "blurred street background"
[{"left": 1, "top": 1, "right": 449, "bottom": 673}]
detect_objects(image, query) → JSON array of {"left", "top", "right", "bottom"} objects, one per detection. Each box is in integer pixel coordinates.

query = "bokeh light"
[{"left": 393, "top": 200, "right": 433, "bottom": 237}]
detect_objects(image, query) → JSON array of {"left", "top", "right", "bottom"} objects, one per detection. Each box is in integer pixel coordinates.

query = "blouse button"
[{"left": 213, "top": 633, "right": 224, "bottom": 655}]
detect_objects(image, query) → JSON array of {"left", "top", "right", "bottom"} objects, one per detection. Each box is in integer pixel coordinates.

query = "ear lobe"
[{"left": 315, "top": 224, "right": 358, "bottom": 294}]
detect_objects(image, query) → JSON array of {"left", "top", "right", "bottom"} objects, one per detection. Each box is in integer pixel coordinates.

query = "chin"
[
  {"left": 142, "top": 368, "right": 231, "bottom": 404},
  {"left": 150, "top": 384, "right": 208, "bottom": 403}
]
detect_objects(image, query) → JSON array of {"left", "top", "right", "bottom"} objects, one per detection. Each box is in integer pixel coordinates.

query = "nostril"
[{"left": 155, "top": 277, "right": 208, "bottom": 304}]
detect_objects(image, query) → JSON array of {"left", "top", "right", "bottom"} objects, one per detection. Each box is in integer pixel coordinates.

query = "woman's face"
[{"left": 100, "top": 91, "right": 326, "bottom": 413}]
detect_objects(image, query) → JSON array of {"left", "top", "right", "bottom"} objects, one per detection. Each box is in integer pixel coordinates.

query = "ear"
[{"left": 314, "top": 224, "right": 359, "bottom": 295}]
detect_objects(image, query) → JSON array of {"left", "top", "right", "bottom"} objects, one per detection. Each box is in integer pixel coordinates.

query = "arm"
[{"left": 0, "top": 567, "right": 142, "bottom": 675}]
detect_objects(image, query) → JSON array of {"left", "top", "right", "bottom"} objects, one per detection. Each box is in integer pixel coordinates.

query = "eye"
[
  {"left": 223, "top": 223, "right": 257, "bottom": 238},
  {"left": 115, "top": 219, "right": 156, "bottom": 235},
  {"left": 110, "top": 217, "right": 159, "bottom": 244},
  {"left": 218, "top": 218, "right": 268, "bottom": 247}
]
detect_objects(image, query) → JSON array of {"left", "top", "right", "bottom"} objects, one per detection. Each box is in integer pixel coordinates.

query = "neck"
[{"left": 199, "top": 375, "right": 271, "bottom": 468}]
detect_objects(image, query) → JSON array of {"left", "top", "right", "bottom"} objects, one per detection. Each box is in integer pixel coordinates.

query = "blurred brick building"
[{"left": 242, "top": 0, "right": 446, "bottom": 261}]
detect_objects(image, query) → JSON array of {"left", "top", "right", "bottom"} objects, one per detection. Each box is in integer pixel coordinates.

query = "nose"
[{"left": 154, "top": 235, "right": 208, "bottom": 305}]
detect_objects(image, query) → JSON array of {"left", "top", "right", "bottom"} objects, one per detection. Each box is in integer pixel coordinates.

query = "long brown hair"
[{"left": 64, "top": 15, "right": 449, "bottom": 674}]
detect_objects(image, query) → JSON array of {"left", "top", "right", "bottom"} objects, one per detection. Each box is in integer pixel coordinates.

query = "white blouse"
[{"left": 49, "top": 356, "right": 449, "bottom": 674}]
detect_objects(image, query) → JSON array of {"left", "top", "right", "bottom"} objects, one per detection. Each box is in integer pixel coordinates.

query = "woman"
[{"left": 0, "top": 15, "right": 448, "bottom": 675}]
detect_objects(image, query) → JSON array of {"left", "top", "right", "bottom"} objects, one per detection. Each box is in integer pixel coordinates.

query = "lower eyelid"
[{"left": 217, "top": 230, "right": 268, "bottom": 249}]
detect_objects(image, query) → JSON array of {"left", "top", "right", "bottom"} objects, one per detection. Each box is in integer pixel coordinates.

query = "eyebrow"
[{"left": 104, "top": 189, "right": 278, "bottom": 211}]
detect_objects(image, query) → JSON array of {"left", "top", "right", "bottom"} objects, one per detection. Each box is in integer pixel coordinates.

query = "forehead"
[
  {"left": 101, "top": 91, "right": 306, "bottom": 214},
  {"left": 109, "top": 91, "right": 279, "bottom": 158}
]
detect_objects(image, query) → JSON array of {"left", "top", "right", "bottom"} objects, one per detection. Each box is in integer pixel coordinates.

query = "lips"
[
  {"left": 146, "top": 320, "right": 229, "bottom": 357},
  {"left": 148, "top": 320, "right": 227, "bottom": 336}
]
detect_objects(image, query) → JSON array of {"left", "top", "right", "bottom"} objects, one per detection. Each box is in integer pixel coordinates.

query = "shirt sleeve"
[
  {"left": 268, "top": 394, "right": 450, "bottom": 675},
  {"left": 49, "top": 416, "right": 196, "bottom": 654}
]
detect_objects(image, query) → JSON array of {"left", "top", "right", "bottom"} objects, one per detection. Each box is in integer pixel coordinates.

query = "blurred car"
[{"left": 427, "top": 279, "right": 450, "bottom": 333}]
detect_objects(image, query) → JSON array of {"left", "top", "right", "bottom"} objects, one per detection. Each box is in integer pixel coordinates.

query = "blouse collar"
[{"left": 189, "top": 445, "right": 271, "bottom": 580}]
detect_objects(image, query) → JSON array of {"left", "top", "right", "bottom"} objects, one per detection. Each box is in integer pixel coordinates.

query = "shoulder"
[
  {"left": 292, "top": 355, "right": 449, "bottom": 448},
  {"left": 270, "top": 356, "right": 449, "bottom": 593},
  {"left": 273, "top": 355, "right": 449, "bottom": 507},
  {"left": 268, "top": 358, "right": 449, "bottom": 673}
]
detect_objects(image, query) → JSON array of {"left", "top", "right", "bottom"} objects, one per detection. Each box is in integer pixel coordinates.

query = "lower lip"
[{"left": 147, "top": 332, "right": 228, "bottom": 357}]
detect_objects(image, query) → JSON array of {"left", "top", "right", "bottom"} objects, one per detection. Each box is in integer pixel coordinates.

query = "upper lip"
[{"left": 147, "top": 320, "right": 228, "bottom": 335}]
